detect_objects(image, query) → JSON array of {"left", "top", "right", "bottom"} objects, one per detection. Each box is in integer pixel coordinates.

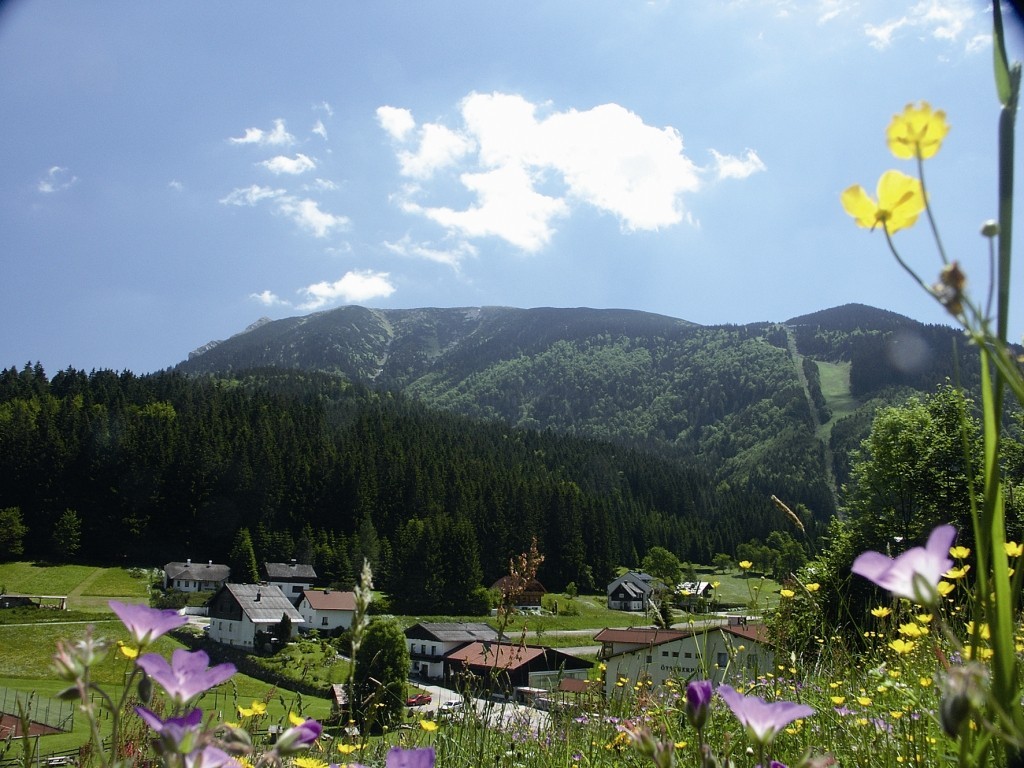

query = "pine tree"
[{"left": 228, "top": 527, "right": 260, "bottom": 584}]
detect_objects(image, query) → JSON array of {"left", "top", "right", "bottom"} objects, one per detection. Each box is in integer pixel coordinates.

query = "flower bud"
[
  {"left": 981, "top": 220, "right": 999, "bottom": 237},
  {"left": 137, "top": 674, "right": 153, "bottom": 705},
  {"left": 685, "top": 680, "right": 713, "bottom": 732},
  {"left": 939, "top": 663, "right": 987, "bottom": 738}
]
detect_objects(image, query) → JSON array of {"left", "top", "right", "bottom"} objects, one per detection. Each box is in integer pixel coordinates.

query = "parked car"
[{"left": 406, "top": 693, "right": 432, "bottom": 706}]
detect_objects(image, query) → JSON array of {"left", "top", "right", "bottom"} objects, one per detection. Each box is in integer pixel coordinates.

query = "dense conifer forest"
[{"left": 0, "top": 364, "right": 793, "bottom": 607}]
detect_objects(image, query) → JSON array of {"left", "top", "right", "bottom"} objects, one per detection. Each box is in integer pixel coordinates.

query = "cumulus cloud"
[
  {"left": 298, "top": 269, "right": 396, "bottom": 310},
  {"left": 865, "top": 0, "right": 976, "bottom": 50},
  {"left": 220, "top": 186, "right": 347, "bottom": 237},
  {"left": 376, "top": 106, "right": 416, "bottom": 142},
  {"left": 250, "top": 290, "right": 285, "bottom": 306},
  {"left": 312, "top": 119, "right": 328, "bottom": 140},
  {"left": 383, "top": 235, "right": 478, "bottom": 269},
  {"left": 260, "top": 153, "right": 317, "bottom": 175},
  {"left": 38, "top": 166, "right": 77, "bottom": 193},
  {"left": 380, "top": 92, "right": 711, "bottom": 249},
  {"left": 711, "top": 148, "right": 767, "bottom": 180},
  {"left": 229, "top": 118, "right": 295, "bottom": 146}
]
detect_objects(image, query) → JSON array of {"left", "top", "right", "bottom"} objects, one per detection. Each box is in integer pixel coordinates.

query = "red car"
[{"left": 406, "top": 693, "right": 432, "bottom": 706}]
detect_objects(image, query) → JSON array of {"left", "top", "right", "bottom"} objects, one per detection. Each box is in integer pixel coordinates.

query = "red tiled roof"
[
  {"left": 722, "top": 622, "right": 770, "bottom": 645},
  {"left": 557, "top": 678, "right": 592, "bottom": 694},
  {"left": 594, "top": 627, "right": 689, "bottom": 646},
  {"left": 302, "top": 590, "right": 356, "bottom": 611},
  {"left": 446, "top": 642, "right": 545, "bottom": 671}
]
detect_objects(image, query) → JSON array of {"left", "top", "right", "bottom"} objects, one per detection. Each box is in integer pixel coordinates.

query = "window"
[
  {"left": 293, "top": 585, "right": 302, "bottom": 593},
  {"left": 646, "top": 655, "right": 652, "bottom": 664},
  {"left": 672, "top": 652, "right": 679, "bottom": 658},
  {"left": 322, "top": 617, "right": 328, "bottom": 626},
  {"left": 684, "top": 652, "right": 692, "bottom": 658},
  {"left": 717, "top": 653, "right": 728, "bottom": 668},
  {"left": 661, "top": 651, "right": 668, "bottom": 657}
]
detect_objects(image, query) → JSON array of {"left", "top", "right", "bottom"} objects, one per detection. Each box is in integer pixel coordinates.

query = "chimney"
[
  {"left": 290, "top": 559, "right": 297, "bottom": 568},
  {"left": 255, "top": 590, "right": 261, "bottom": 602},
  {"left": 186, "top": 558, "right": 191, "bottom": 567},
  {"left": 208, "top": 560, "right": 212, "bottom": 567}
]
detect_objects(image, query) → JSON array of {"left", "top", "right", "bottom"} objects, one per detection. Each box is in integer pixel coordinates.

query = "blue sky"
[{"left": 2, "top": 1, "right": 1021, "bottom": 375}]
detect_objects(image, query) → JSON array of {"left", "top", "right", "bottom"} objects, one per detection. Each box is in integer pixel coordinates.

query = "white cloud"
[
  {"left": 168, "top": 180, "right": 184, "bottom": 191},
  {"left": 864, "top": 0, "right": 976, "bottom": 50},
  {"left": 229, "top": 118, "right": 295, "bottom": 146},
  {"left": 219, "top": 185, "right": 286, "bottom": 206},
  {"left": 220, "top": 186, "right": 347, "bottom": 237},
  {"left": 276, "top": 197, "right": 349, "bottom": 238},
  {"left": 38, "top": 166, "right": 77, "bottom": 193},
  {"left": 376, "top": 106, "right": 416, "bottom": 142},
  {"left": 406, "top": 164, "right": 568, "bottom": 252},
  {"left": 250, "top": 290, "right": 285, "bottom": 306},
  {"left": 398, "top": 123, "right": 475, "bottom": 179},
  {"left": 383, "top": 234, "right": 478, "bottom": 269},
  {"left": 260, "top": 153, "right": 317, "bottom": 175},
  {"left": 312, "top": 119, "right": 328, "bottom": 140},
  {"left": 711, "top": 148, "right": 767, "bottom": 180},
  {"left": 307, "top": 178, "right": 339, "bottom": 192},
  {"left": 298, "top": 269, "right": 395, "bottom": 309},
  {"left": 381, "top": 92, "right": 709, "bottom": 248}
]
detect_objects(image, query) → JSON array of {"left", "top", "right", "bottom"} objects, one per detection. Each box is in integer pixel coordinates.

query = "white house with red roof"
[
  {"left": 297, "top": 589, "right": 356, "bottom": 634},
  {"left": 596, "top": 618, "right": 772, "bottom": 697}
]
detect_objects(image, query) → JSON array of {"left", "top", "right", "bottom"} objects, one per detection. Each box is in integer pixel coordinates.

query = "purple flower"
[
  {"left": 273, "top": 718, "right": 322, "bottom": 755},
  {"left": 686, "top": 679, "right": 714, "bottom": 731},
  {"left": 136, "top": 649, "right": 235, "bottom": 705},
  {"left": 183, "top": 744, "right": 237, "bottom": 768},
  {"left": 718, "top": 685, "right": 814, "bottom": 746},
  {"left": 109, "top": 600, "right": 188, "bottom": 646},
  {"left": 135, "top": 706, "right": 203, "bottom": 753},
  {"left": 387, "top": 747, "right": 435, "bottom": 768},
  {"left": 851, "top": 524, "right": 956, "bottom": 606}
]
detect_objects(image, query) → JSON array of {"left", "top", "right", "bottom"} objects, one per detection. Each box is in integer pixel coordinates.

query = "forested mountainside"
[
  {"left": 175, "top": 303, "right": 982, "bottom": 521},
  {"left": 0, "top": 366, "right": 801, "bottom": 601}
]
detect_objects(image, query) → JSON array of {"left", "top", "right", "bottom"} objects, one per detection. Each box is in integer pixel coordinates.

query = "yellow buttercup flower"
[
  {"left": 842, "top": 170, "right": 925, "bottom": 234},
  {"left": 805, "top": 583, "right": 820, "bottom": 592},
  {"left": 919, "top": 677, "right": 933, "bottom": 688},
  {"left": 117, "top": 641, "right": 139, "bottom": 659},
  {"left": 871, "top": 606, "right": 892, "bottom": 618},
  {"left": 1005, "top": 541, "right": 1023, "bottom": 558},
  {"left": 944, "top": 565, "right": 970, "bottom": 579},
  {"left": 831, "top": 696, "right": 846, "bottom": 706},
  {"left": 337, "top": 744, "right": 362, "bottom": 755},
  {"left": 238, "top": 700, "right": 267, "bottom": 718},
  {"left": 965, "top": 621, "right": 991, "bottom": 640},
  {"left": 293, "top": 759, "right": 327, "bottom": 768},
  {"left": 886, "top": 101, "right": 950, "bottom": 160},
  {"left": 915, "top": 613, "right": 933, "bottom": 624},
  {"left": 890, "top": 639, "right": 916, "bottom": 655},
  {"left": 780, "top": 589, "right": 795, "bottom": 599},
  {"left": 857, "top": 696, "right": 873, "bottom": 706},
  {"left": 949, "top": 546, "right": 971, "bottom": 559},
  {"left": 898, "top": 622, "right": 925, "bottom": 638},
  {"left": 288, "top": 711, "right": 306, "bottom": 727},
  {"left": 674, "top": 741, "right": 687, "bottom": 749},
  {"left": 936, "top": 581, "right": 955, "bottom": 597},
  {"left": 739, "top": 560, "right": 753, "bottom": 570},
  {"left": 419, "top": 720, "right": 438, "bottom": 732}
]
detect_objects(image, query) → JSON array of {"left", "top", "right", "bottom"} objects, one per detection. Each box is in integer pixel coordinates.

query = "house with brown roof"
[
  {"left": 297, "top": 589, "right": 356, "bottom": 635},
  {"left": 163, "top": 559, "right": 231, "bottom": 592},
  {"left": 207, "top": 583, "right": 304, "bottom": 649},
  {"left": 490, "top": 575, "right": 547, "bottom": 610},
  {"left": 597, "top": 618, "right": 772, "bottom": 697},
  {"left": 445, "top": 641, "right": 592, "bottom": 697},
  {"left": 404, "top": 622, "right": 501, "bottom": 680}
]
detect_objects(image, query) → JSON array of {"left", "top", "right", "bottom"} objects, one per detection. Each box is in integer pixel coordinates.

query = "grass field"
[
  {"left": 0, "top": 563, "right": 104, "bottom": 596},
  {"left": 816, "top": 359, "right": 859, "bottom": 436}
]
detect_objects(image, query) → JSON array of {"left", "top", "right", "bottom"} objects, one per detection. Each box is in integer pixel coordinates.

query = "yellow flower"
[
  {"left": 842, "top": 170, "right": 925, "bottom": 234},
  {"left": 890, "top": 639, "right": 916, "bottom": 655},
  {"left": 739, "top": 560, "right": 753, "bottom": 570},
  {"left": 965, "top": 621, "right": 991, "bottom": 640},
  {"left": 857, "top": 696, "right": 873, "bottom": 707},
  {"left": 711, "top": 581, "right": 720, "bottom": 589},
  {"left": 419, "top": 720, "right": 438, "bottom": 732},
  {"left": 936, "top": 581, "right": 955, "bottom": 596},
  {"left": 898, "top": 622, "right": 925, "bottom": 638},
  {"left": 830, "top": 696, "right": 846, "bottom": 706},
  {"left": 674, "top": 741, "right": 687, "bottom": 749},
  {"left": 238, "top": 700, "right": 267, "bottom": 718},
  {"left": 336, "top": 744, "right": 362, "bottom": 755},
  {"left": 288, "top": 711, "right": 306, "bottom": 727},
  {"left": 919, "top": 677, "right": 933, "bottom": 688},
  {"left": 886, "top": 101, "right": 950, "bottom": 160},
  {"left": 1005, "top": 541, "right": 1023, "bottom": 558},
  {"left": 915, "top": 613, "right": 933, "bottom": 624},
  {"left": 949, "top": 546, "right": 971, "bottom": 560},
  {"left": 871, "top": 606, "right": 892, "bottom": 618},
  {"left": 944, "top": 565, "right": 970, "bottom": 579},
  {"left": 804, "top": 582, "right": 820, "bottom": 592},
  {"left": 293, "top": 758, "right": 327, "bottom": 768},
  {"left": 117, "top": 641, "right": 139, "bottom": 659},
  {"left": 780, "top": 589, "right": 795, "bottom": 599}
]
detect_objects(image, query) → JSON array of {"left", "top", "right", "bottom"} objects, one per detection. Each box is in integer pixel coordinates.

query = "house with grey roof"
[
  {"left": 404, "top": 621, "right": 501, "bottom": 680},
  {"left": 262, "top": 561, "right": 317, "bottom": 605},
  {"left": 163, "top": 559, "right": 231, "bottom": 593},
  {"left": 606, "top": 571, "right": 664, "bottom": 612},
  {"left": 207, "top": 583, "right": 304, "bottom": 649}
]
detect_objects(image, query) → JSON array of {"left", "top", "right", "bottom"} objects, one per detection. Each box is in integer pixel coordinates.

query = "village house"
[
  {"left": 163, "top": 559, "right": 231, "bottom": 593},
  {"left": 262, "top": 561, "right": 317, "bottom": 605},
  {"left": 297, "top": 589, "right": 355, "bottom": 635},
  {"left": 597, "top": 618, "right": 772, "bottom": 697},
  {"left": 490, "top": 575, "right": 547, "bottom": 611},
  {"left": 606, "top": 571, "right": 664, "bottom": 612},
  {"left": 676, "top": 581, "right": 716, "bottom": 611},
  {"left": 445, "top": 641, "right": 593, "bottom": 701},
  {"left": 404, "top": 622, "right": 501, "bottom": 681},
  {"left": 207, "top": 583, "right": 304, "bottom": 649}
]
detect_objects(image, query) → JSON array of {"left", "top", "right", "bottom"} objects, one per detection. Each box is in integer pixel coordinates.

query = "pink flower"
[
  {"left": 109, "top": 600, "right": 187, "bottom": 646},
  {"left": 136, "top": 649, "right": 235, "bottom": 705},
  {"left": 718, "top": 685, "right": 814, "bottom": 746},
  {"left": 851, "top": 525, "right": 956, "bottom": 606}
]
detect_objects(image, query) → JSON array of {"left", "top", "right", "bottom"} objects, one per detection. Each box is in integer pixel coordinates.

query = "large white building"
[{"left": 207, "top": 583, "right": 304, "bottom": 649}]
